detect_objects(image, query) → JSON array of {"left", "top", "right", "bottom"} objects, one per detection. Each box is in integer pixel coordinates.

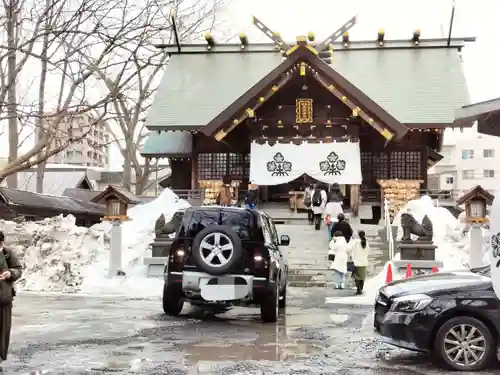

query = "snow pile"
[{"left": 0, "top": 189, "right": 190, "bottom": 295}]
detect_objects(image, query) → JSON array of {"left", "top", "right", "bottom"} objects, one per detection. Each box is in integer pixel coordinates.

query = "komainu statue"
[
  {"left": 400, "top": 212, "right": 433, "bottom": 243},
  {"left": 154, "top": 212, "right": 184, "bottom": 238}
]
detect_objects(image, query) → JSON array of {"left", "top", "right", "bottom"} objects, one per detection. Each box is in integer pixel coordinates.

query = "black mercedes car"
[{"left": 374, "top": 266, "right": 500, "bottom": 371}]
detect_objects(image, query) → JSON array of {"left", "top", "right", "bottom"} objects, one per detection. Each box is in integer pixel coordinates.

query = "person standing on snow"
[
  {"left": 328, "top": 230, "right": 348, "bottom": 289},
  {"left": 0, "top": 231, "right": 22, "bottom": 363},
  {"left": 347, "top": 230, "right": 370, "bottom": 295},
  {"left": 311, "top": 183, "right": 327, "bottom": 230}
]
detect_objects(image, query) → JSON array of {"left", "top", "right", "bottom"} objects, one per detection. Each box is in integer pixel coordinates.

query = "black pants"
[
  {"left": 314, "top": 214, "right": 322, "bottom": 230},
  {"left": 307, "top": 210, "right": 314, "bottom": 224},
  {"left": 355, "top": 279, "right": 365, "bottom": 294}
]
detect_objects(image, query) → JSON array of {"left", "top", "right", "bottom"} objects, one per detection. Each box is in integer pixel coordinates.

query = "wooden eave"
[
  {"left": 200, "top": 46, "right": 408, "bottom": 141},
  {"left": 456, "top": 185, "right": 494, "bottom": 206},
  {"left": 91, "top": 185, "right": 136, "bottom": 205}
]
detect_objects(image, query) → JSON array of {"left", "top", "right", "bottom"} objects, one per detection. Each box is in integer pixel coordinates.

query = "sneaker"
[{"left": 340, "top": 282, "right": 345, "bottom": 289}]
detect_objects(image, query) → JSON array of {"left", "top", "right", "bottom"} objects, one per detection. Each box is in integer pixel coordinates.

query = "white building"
[
  {"left": 430, "top": 131, "right": 500, "bottom": 195},
  {"left": 48, "top": 112, "right": 110, "bottom": 168}
]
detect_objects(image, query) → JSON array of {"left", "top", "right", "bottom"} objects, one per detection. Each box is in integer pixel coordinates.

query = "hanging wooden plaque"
[{"left": 296, "top": 98, "right": 313, "bottom": 123}]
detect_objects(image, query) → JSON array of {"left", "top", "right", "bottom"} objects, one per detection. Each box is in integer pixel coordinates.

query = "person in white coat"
[
  {"left": 347, "top": 230, "right": 370, "bottom": 295},
  {"left": 323, "top": 195, "right": 343, "bottom": 242},
  {"left": 328, "top": 230, "right": 348, "bottom": 289}
]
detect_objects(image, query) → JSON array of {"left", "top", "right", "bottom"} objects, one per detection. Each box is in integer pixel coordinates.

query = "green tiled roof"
[
  {"left": 145, "top": 47, "right": 469, "bottom": 130},
  {"left": 144, "top": 53, "right": 282, "bottom": 130},
  {"left": 332, "top": 48, "right": 470, "bottom": 124},
  {"left": 141, "top": 131, "right": 192, "bottom": 156}
]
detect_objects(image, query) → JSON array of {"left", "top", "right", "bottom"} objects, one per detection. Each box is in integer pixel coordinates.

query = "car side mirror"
[{"left": 280, "top": 235, "right": 290, "bottom": 246}]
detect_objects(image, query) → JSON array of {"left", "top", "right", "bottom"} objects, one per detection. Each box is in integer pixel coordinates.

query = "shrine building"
[{"left": 142, "top": 16, "right": 473, "bottom": 220}]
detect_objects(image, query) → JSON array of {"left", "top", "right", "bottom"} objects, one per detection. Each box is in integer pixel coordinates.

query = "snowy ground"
[{"left": 3, "top": 288, "right": 499, "bottom": 375}]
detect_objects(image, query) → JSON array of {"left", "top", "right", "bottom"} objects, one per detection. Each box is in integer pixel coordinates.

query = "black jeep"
[{"left": 162, "top": 206, "right": 290, "bottom": 323}]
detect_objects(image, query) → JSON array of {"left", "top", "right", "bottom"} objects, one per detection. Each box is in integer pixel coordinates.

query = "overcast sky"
[{"left": 3, "top": 0, "right": 499, "bottom": 168}]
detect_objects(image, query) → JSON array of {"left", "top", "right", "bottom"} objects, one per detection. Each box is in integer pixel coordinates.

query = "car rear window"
[{"left": 186, "top": 209, "right": 253, "bottom": 240}]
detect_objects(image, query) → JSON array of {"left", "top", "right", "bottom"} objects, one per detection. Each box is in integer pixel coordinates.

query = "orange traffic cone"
[
  {"left": 432, "top": 266, "right": 439, "bottom": 273},
  {"left": 405, "top": 263, "right": 413, "bottom": 278},
  {"left": 385, "top": 263, "right": 393, "bottom": 284}
]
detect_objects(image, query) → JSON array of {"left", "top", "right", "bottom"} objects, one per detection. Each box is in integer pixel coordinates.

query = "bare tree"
[
  {"left": 76, "top": 0, "right": 223, "bottom": 194},
  {"left": 0, "top": 0, "right": 209, "bottom": 191}
]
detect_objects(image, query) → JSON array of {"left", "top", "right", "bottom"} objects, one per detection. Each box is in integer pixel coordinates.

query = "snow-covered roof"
[{"left": 17, "top": 170, "right": 91, "bottom": 196}]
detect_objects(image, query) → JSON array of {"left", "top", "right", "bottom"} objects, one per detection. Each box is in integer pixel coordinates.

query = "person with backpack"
[
  {"left": 304, "top": 184, "right": 314, "bottom": 224},
  {"left": 0, "top": 231, "right": 22, "bottom": 362},
  {"left": 311, "top": 183, "right": 327, "bottom": 230},
  {"left": 347, "top": 230, "right": 370, "bottom": 295}
]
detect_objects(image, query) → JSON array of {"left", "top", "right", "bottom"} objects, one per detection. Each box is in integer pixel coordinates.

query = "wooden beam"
[
  {"left": 251, "top": 16, "right": 291, "bottom": 51},
  {"left": 315, "top": 15, "right": 357, "bottom": 53},
  {"left": 310, "top": 71, "right": 395, "bottom": 141},
  {"left": 214, "top": 72, "right": 295, "bottom": 141}
]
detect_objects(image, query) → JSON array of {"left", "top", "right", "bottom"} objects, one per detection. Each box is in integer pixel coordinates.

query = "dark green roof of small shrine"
[{"left": 144, "top": 42, "right": 470, "bottom": 132}]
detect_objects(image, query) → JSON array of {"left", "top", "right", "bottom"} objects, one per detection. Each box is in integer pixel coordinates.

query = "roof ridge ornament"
[{"left": 251, "top": 14, "right": 357, "bottom": 57}]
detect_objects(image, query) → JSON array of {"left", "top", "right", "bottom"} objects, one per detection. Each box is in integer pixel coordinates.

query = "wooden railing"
[
  {"left": 172, "top": 189, "right": 203, "bottom": 203},
  {"left": 361, "top": 188, "right": 462, "bottom": 205},
  {"left": 169, "top": 188, "right": 463, "bottom": 206}
]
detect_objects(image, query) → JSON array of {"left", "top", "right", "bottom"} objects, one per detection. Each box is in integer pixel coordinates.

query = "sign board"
[{"left": 296, "top": 98, "right": 313, "bottom": 123}]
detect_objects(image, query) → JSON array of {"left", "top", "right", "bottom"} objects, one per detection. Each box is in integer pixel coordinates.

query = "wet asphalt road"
[{"left": 3, "top": 288, "right": 500, "bottom": 375}]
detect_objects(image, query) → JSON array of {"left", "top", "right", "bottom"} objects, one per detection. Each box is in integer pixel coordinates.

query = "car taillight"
[
  {"left": 171, "top": 247, "right": 185, "bottom": 262},
  {"left": 253, "top": 248, "right": 268, "bottom": 268}
]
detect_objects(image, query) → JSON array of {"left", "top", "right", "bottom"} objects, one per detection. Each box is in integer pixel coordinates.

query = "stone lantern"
[
  {"left": 92, "top": 185, "right": 138, "bottom": 277},
  {"left": 457, "top": 185, "right": 494, "bottom": 269},
  {"left": 92, "top": 185, "right": 135, "bottom": 221},
  {"left": 456, "top": 185, "right": 494, "bottom": 224}
]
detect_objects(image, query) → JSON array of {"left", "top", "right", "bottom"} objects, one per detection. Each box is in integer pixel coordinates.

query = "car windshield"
[{"left": 471, "top": 265, "right": 491, "bottom": 278}]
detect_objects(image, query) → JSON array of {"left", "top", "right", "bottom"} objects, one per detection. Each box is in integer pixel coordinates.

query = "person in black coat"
[{"left": 331, "top": 213, "right": 353, "bottom": 243}]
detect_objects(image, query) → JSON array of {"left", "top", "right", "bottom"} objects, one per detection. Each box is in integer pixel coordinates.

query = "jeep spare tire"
[{"left": 192, "top": 226, "right": 243, "bottom": 275}]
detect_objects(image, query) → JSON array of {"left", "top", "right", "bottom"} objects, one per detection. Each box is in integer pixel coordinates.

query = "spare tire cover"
[{"left": 191, "top": 225, "right": 244, "bottom": 275}]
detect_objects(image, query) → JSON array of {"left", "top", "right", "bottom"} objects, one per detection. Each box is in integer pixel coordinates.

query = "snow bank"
[{"left": 0, "top": 189, "right": 190, "bottom": 296}]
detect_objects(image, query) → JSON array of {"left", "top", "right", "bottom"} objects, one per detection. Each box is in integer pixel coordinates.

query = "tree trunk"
[
  {"left": 35, "top": 0, "right": 50, "bottom": 194},
  {"left": 122, "top": 143, "right": 132, "bottom": 191},
  {"left": 6, "top": 1, "right": 18, "bottom": 189}
]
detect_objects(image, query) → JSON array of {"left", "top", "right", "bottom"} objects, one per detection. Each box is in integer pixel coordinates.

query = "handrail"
[{"left": 384, "top": 197, "right": 395, "bottom": 260}]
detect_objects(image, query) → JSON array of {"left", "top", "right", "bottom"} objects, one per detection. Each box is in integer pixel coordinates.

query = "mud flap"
[{"left": 200, "top": 276, "right": 251, "bottom": 301}]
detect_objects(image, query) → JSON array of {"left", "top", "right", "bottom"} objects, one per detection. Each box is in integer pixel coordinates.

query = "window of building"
[
  {"left": 462, "top": 170, "right": 475, "bottom": 180},
  {"left": 484, "top": 149, "right": 495, "bottom": 158},
  {"left": 483, "top": 169, "right": 495, "bottom": 178},
  {"left": 445, "top": 176, "right": 454, "bottom": 184},
  {"left": 197, "top": 153, "right": 249, "bottom": 181},
  {"left": 461, "top": 150, "right": 474, "bottom": 160}
]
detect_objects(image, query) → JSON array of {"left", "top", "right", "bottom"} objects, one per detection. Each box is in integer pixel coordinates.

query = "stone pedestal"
[
  {"left": 151, "top": 237, "right": 174, "bottom": 257},
  {"left": 469, "top": 223, "right": 485, "bottom": 269},
  {"left": 398, "top": 242, "right": 438, "bottom": 261}
]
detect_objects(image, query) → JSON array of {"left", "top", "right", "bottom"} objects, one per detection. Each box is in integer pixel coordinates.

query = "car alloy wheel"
[
  {"left": 443, "top": 324, "right": 486, "bottom": 368},
  {"left": 199, "top": 232, "right": 234, "bottom": 268}
]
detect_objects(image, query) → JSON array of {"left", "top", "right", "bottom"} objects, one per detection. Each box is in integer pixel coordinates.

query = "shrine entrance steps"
[{"left": 277, "top": 223, "right": 388, "bottom": 288}]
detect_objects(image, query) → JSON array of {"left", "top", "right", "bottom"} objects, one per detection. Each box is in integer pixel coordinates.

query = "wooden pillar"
[
  {"left": 350, "top": 184, "right": 360, "bottom": 216},
  {"left": 191, "top": 155, "right": 198, "bottom": 190}
]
